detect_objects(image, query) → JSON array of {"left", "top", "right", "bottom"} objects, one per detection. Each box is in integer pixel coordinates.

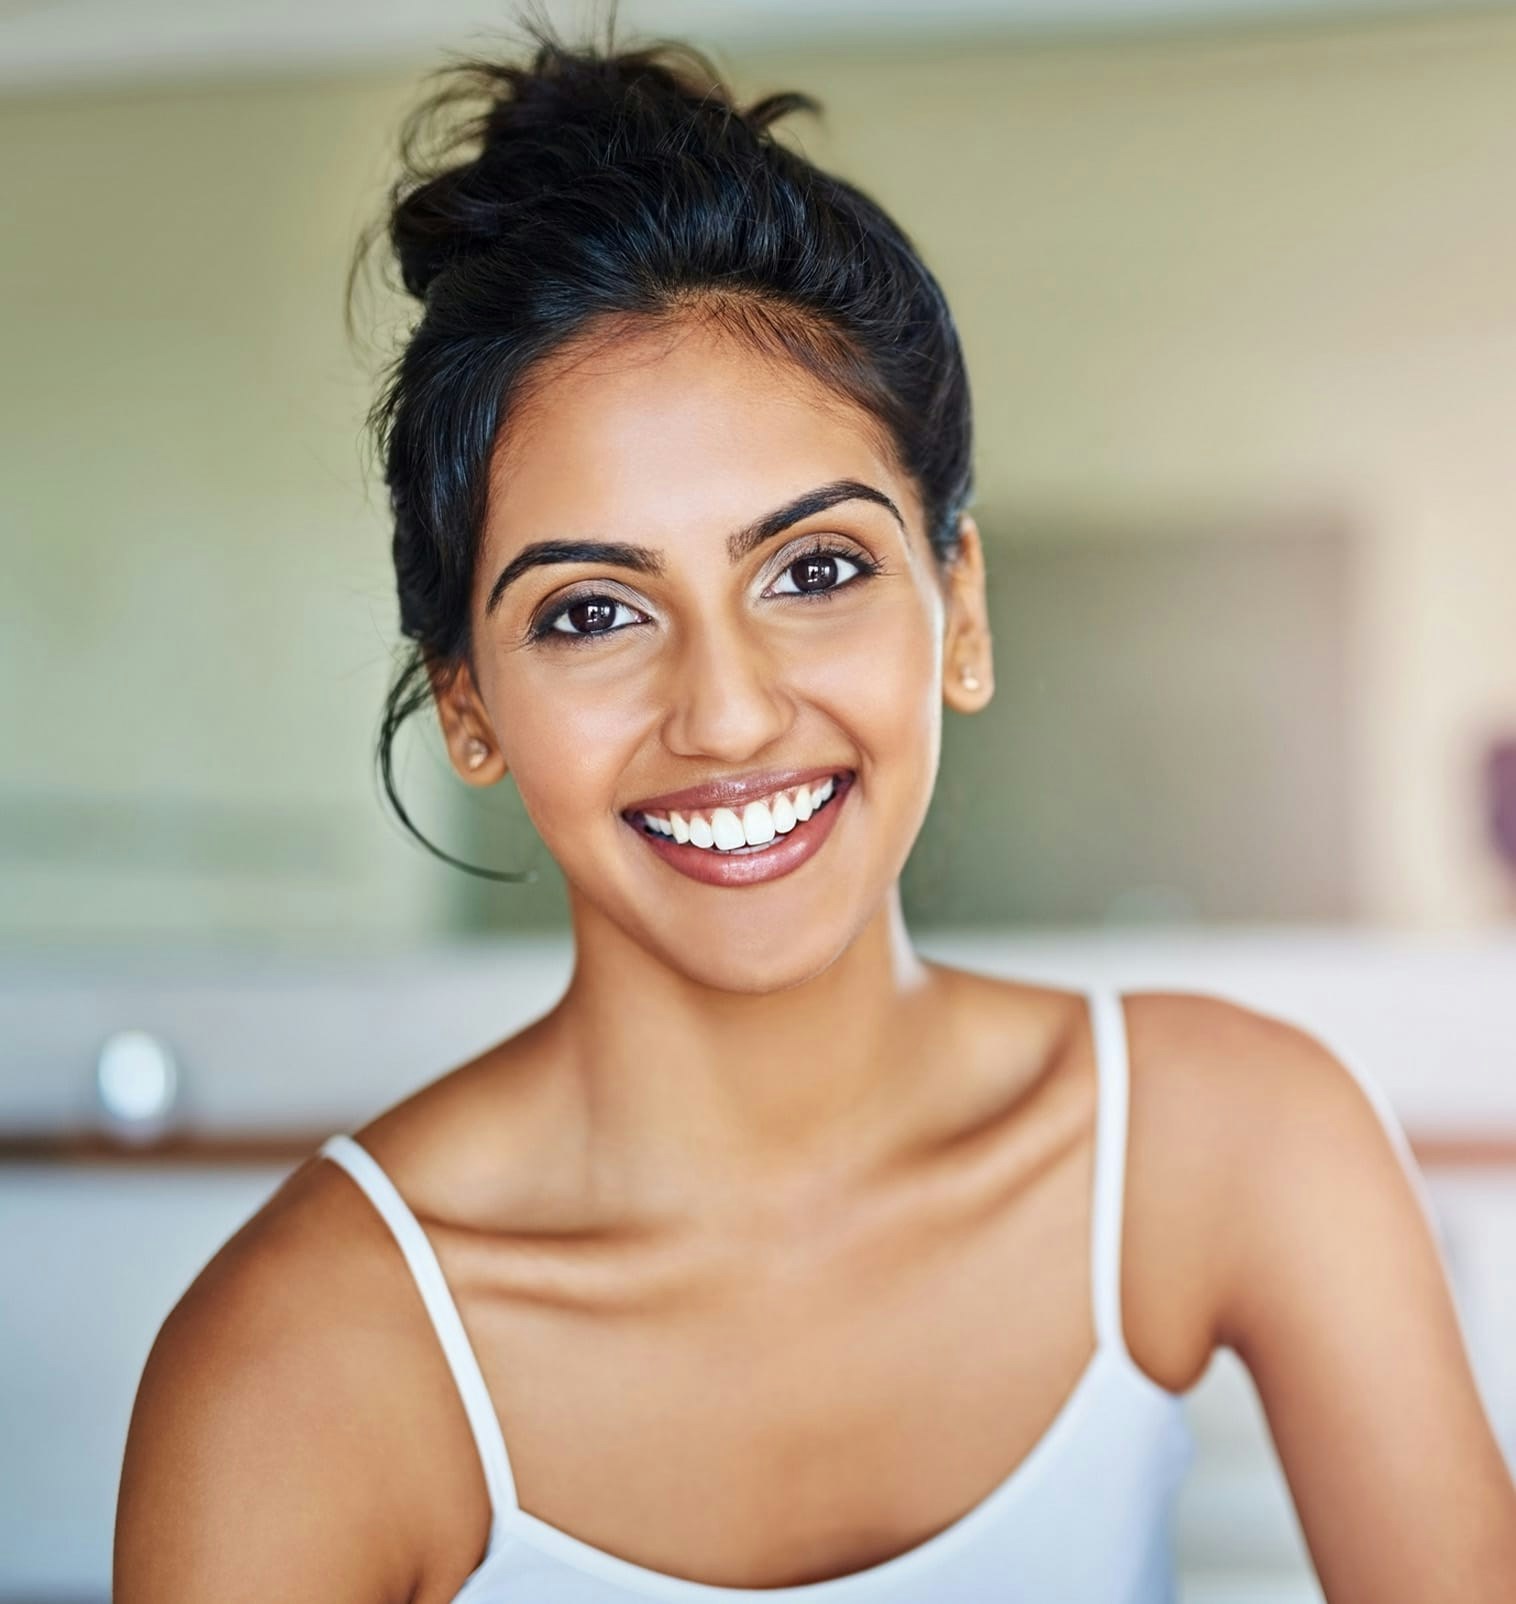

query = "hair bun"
[{"left": 384, "top": 26, "right": 818, "bottom": 303}]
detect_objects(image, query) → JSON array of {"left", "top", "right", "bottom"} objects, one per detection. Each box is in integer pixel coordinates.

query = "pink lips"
[
  {"left": 622, "top": 766, "right": 851, "bottom": 819},
  {"left": 623, "top": 770, "right": 855, "bottom": 888}
]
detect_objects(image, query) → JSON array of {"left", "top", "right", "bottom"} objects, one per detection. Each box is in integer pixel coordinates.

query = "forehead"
[{"left": 485, "top": 317, "right": 918, "bottom": 555}]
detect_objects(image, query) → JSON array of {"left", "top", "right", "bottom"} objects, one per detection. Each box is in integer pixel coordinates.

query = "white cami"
[{"left": 319, "top": 985, "right": 1195, "bottom": 1601}]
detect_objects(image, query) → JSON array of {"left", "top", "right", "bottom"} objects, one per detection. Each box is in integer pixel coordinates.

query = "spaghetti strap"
[
  {"left": 1086, "top": 987, "right": 1134, "bottom": 1361},
  {"left": 318, "top": 1133, "right": 519, "bottom": 1530}
]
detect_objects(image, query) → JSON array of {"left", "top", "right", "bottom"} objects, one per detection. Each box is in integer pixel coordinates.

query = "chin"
[
  {"left": 579, "top": 879, "right": 866, "bottom": 995},
  {"left": 685, "top": 944, "right": 848, "bottom": 997}
]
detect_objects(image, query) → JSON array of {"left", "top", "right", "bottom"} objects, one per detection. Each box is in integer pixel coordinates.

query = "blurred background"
[{"left": 3, "top": 1, "right": 1516, "bottom": 1599}]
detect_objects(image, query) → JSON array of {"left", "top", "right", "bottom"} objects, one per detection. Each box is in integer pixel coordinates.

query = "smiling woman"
[
  {"left": 351, "top": 30, "right": 982, "bottom": 911},
  {"left": 113, "top": 9, "right": 1516, "bottom": 1604},
  {"left": 421, "top": 294, "right": 981, "bottom": 986}
]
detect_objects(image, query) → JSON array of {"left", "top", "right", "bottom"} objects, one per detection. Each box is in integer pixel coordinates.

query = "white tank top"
[{"left": 319, "top": 985, "right": 1195, "bottom": 1602}]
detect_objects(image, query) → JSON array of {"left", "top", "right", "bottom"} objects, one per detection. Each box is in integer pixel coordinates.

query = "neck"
[{"left": 546, "top": 887, "right": 949, "bottom": 1209}]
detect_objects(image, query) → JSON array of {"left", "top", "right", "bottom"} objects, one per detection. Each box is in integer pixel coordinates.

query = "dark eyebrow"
[{"left": 483, "top": 477, "right": 905, "bottom": 617}]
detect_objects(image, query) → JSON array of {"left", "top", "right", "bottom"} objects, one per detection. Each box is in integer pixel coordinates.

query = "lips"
[
  {"left": 623, "top": 770, "right": 855, "bottom": 888},
  {"left": 622, "top": 766, "right": 854, "bottom": 818}
]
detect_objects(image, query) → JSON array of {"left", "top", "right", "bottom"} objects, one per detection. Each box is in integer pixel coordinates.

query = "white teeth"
[
  {"left": 636, "top": 774, "right": 844, "bottom": 853},
  {"left": 741, "top": 799, "right": 775, "bottom": 846},
  {"left": 710, "top": 808, "right": 746, "bottom": 850}
]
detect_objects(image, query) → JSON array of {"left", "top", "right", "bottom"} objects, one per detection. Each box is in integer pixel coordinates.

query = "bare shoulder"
[
  {"left": 905, "top": 971, "right": 1377, "bottom": 1370},
  {"left": 115, "top": 1146, "right": 486, "bottom": 1603},
  {"left": 349, "top": 1013, "right": 585, "bottom": 1227},
  {"left": 1118, "top": 988, "right": 1430, "bottom": 1368},
  {"left": 1122, "top": 990, "right": 1516, "bottom": 1595}
]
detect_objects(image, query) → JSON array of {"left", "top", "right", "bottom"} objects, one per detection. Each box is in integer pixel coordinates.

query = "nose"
[{"left": 659, "top": 611, "right": 795, "bottom": 764}]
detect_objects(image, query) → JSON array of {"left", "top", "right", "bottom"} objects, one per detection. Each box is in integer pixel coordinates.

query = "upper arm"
[
  {"left": 1193, "top": 996, "right": 1516, "bottom": 1603},
  {"left": 114, "top": 1191, "right": 424, "bottom": 1604}
]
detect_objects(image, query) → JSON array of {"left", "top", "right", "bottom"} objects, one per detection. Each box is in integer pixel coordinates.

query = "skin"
[{"left": 115, "top": 316, "right": 1516, "bottom": 1603}]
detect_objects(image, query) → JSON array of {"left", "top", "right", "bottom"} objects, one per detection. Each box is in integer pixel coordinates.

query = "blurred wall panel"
[
  {"left": 0, "top": 74, "right": 448, "bottom": 949},
  {"left": 901, "top": 516, "right": 1359, "bottom": 925}
]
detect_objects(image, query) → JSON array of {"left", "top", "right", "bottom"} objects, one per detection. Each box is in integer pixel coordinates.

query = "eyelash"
[{"left": 526, "top": 538, "right": 884, "bottom": 647}]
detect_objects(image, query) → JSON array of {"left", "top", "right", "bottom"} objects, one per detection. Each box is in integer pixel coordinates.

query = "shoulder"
[
  {"left": 1122, "top": 992, "right": 1516, "bottom": 1592},
  {"left": 347, "top": 1015, "right": 585, "bottom": 1227},
  {"left": 1118, "top": 988, "right": 1430, "bottom": 1359},
  {"left": 115, "top": 1149, "right": 485, "bottom": 1602}
]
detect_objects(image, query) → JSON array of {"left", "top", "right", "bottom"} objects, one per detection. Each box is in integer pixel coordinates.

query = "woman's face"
[{"left": 436, "top": 317, "right": 991, "bottom": 993}]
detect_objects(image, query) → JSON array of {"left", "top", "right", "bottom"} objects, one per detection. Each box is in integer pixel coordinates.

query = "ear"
[
  {"left": 425, "top": 652, "right": 506, "bottom": 786},
  {"left": 941, "top": 513, "right": 994, "bottom": 714}
]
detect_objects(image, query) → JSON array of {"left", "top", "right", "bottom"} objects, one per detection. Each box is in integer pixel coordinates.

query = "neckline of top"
[{"left": 487, "top": 1341, "right": 1187, "bottom": 1602}]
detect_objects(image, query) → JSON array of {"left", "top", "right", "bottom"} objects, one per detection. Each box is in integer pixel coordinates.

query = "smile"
[{"left": 622, "top": 771, "right": 855, "bottom": 887}]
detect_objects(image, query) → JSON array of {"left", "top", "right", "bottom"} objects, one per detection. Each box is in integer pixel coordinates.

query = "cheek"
[
  {"left": 489, "top": 663, "right": 644, "bottom": 842},
  {"left": 797, "top": 592, "right": 943, "bottom": 764}
]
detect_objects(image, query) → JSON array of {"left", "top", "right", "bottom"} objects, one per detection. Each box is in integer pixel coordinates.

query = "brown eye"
[
  {"left": 791, "top": 554, "right": 839, "bottom": 592},
  {"left": 769, "top": 546, "right": 870, "bottom": 598},
  {"left": 538, "top": 594, "right": 643, "bottom": 641},
  {"left": 562, "top": 597, "right": 619, "bottom": 633}
]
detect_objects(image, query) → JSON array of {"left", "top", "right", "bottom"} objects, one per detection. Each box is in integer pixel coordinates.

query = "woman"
[{"left": 115, "top": 21, "right": 1516, "bottom": 1603}]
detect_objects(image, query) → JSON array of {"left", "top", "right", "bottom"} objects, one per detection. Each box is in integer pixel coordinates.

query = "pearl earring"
[
  {"left": 465, "top": 738, "right": 489, "bottom": 770},
  {"left": 959, "top": 668, "right": 981, "bottom": 691}
]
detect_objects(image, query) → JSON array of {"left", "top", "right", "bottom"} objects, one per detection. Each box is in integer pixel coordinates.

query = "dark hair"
[{"left": 349, "top": 9, "right": 975, "bottom": 880}]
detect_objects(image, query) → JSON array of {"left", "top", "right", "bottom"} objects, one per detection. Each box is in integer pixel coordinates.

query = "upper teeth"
[{"left": 636, "top": 776, "right": 839, "bottom": 851}]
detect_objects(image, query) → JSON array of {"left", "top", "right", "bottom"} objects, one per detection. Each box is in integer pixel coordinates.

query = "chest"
[{"left": 431, "top": 1140, "right": 1102, "bottom": 1591}]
